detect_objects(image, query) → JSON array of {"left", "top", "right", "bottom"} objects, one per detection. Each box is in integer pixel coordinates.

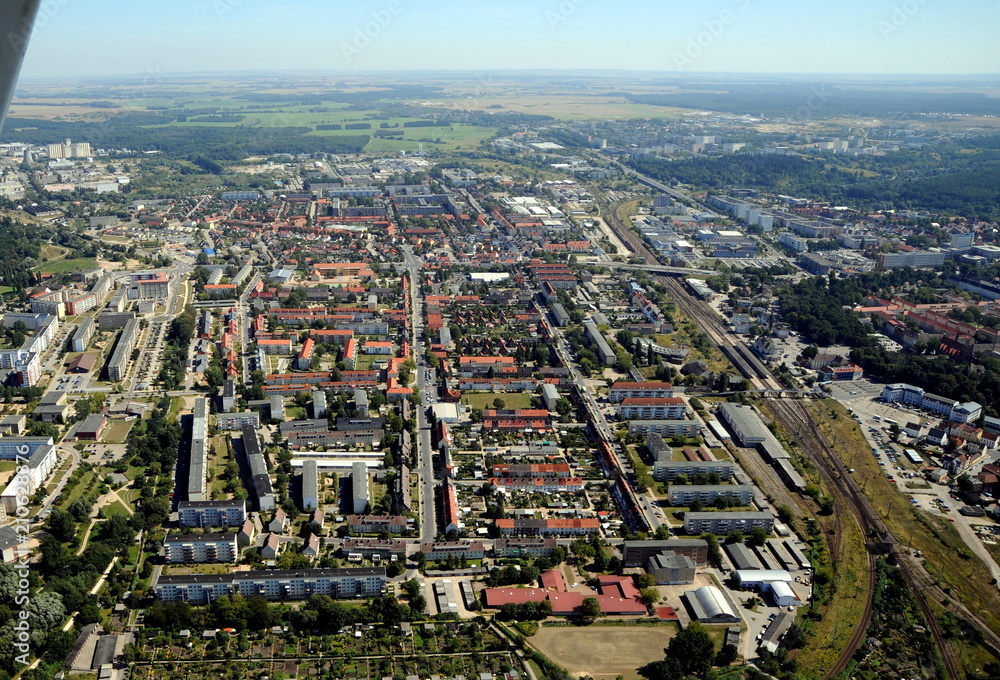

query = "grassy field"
[
  {"left": 103, "top": 499, "right": 131, "bottom": 517},
  {"left": 811, "top": 399, "right": 1000, "bottom": 645},
  {"left": 40, "top": 244, "right": 69, "bottom": 262},
  {"left": 102, "top": 420, "right": 133, "bottom": 443},
  {"left": 529, "top": 625, "right": 676, "bottom": 678},
  {"left": 35, "top": 257, "right": 98, "bottom": 274},
  {"left": 461, "top": 392, "right": 534, "bottom": 411},
  {"left": 794, "top": 497, "right": 871, "bottom": 676},
  {"left": 147, "top": 102, "right": 495, "bottom": 151}
]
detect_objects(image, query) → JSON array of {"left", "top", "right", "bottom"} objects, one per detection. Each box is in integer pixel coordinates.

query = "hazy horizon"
[{"left": 15, "top": 0, "right": 1000, "bottom": 79}]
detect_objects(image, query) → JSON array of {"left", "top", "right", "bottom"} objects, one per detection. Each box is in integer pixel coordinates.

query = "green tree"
[
  {"left": 45, "top": 508, "right": 78, "bottom": 544},
  {"left": 747, "top": 526, "right": 769, "bottom": 547},
  {"left": 577, "top": 597, "right": 603, "bottom": 621},
  {"left": 714, "top": 643, "right": 738, "bottom": 666},
  {"left": 665, "top": 622, "right": 715, "bottom": 677}
]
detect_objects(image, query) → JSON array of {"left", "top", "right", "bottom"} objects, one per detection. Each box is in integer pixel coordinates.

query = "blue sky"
[{"left": 17, "top": 0, "right": 1000, "bottom": 78}]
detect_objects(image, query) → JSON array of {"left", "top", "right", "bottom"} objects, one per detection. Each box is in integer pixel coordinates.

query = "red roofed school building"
[{"left": 483, "top": 569, "right": 647, "bottom": 616}]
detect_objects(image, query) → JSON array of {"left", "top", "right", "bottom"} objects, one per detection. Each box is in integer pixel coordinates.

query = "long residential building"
[
  {"left": 683, "top": 511, "right": 775, "bottom": 535},
  {"left": 494, "top": 518, "right": 600, "bottom": 537},
  {"left": 667, "top": 485, "right": 755, "bottom": 507},
  {"left": 628, "top": 420, "right": 701, "bottom": 437},
  {"left": 241, "top": 423, "right": 275, "bottom": 511},
  {"left": 653, "top": 460, "right": 736, "bottom": 482},
  {"left": 421, "top": 541, "right": 487, "bottom": 561},
  {"left": 107, "top": 318, "right": 140, "bottom": 382},
  {"left": 0, "top": 436, "right": 53, "bottom": 460},
  {"left": 346, "top": 515, "right": 409, "bottom": 535},
  {"left": 881, "top": 384, "right": 982, "bottom": 424},
  {"left": 342, "top": 538, "right": 406, "bottom": 561},
  {"left": 0, "top": 442, "right": 58, "bottom": 514},
  {"left": 178, "top": 500, "right": 247, "bottom": 528},
  {"left": 583, "top": 320, "right": 616, "bottom": 366},
  {"left": 490, "top": 477, "right": 584, "bottom": 493},
  {"left": 216, "top": 411, "right": 261, "bottom": 430},
  {"left": 494, "top": 538, "right": 559, "bottom": 559},
  {"left": 301, "top": 460, "right": 319, "bottom": 511},
  {"left": 491, "top": 464, "right": 571, "bottom": 478},
  {"left": 609, "top": 381, "right": 675, "bottom": 402},
  {"left": 187, "top": 398, "right": 209, "bottom": 502},
  {"left": 164, "top": 533, "right": 239, "bottom": 564},
  {"left": 618, "top": 398, "right": 688, "bottom": 420},
  {"left": 153, "top": 567, "right": 387, "bottom": 603},
  {"left": 71, "top": 316, "right": 97, "bottom": 352},
  {"left": 351, "top": 462, "right": 369, "bottom": 514}
]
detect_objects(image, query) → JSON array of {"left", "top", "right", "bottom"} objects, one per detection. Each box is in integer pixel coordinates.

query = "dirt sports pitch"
[{"left": 528, "top": 625, "right": 676, "bottom": 678}]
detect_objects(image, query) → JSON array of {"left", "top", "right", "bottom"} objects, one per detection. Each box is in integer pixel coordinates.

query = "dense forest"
[
  {"left": 3, "top": 115, "right": 369, "bottom": 159},
  {"left": 628, "top": 83, "right": 1000, "bottom": 117},
  {"left": 628, "top": 137, "right": 1000, "bottom": 219},
  {"left": 0, "top": 216, "right": 48, "bottom": 292}
]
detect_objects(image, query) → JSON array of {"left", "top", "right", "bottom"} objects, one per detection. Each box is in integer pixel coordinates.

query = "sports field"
[{"left": 529, "top": 625, "right": 675, "bottom": 678}]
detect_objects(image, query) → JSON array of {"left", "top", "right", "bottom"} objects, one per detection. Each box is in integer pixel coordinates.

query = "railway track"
[
  {"left": 597, "top": 186, "right": 983, "bottom": 675},
  {"left": 766, "top": 399, "right": 883, "bottom": 679}
]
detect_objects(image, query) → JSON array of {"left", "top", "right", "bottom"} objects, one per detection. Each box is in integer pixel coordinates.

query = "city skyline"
[{"left": 15, "top": 0, "right": 1000, "bottom": 79}]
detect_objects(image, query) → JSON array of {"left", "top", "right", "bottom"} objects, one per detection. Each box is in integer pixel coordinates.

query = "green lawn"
[
  {"left": 0, "top": 286, "right": 14, "bottom": 295},
  {"left": 103, "top": 499, "right": 131, "bottom": 517},
  {"left": 102, "top": 420, "right": 134, "bottom": 443},
  {"left": 461, "top": 392, "right": 534, "bottom": 410},
  {"left": 35, "top": 257, "right": 98, "bottom": 274}
]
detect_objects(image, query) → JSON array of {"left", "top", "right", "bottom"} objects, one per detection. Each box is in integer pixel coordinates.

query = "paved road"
[{"left": 403, "top": 247, "right": 437, "bottom": 543}]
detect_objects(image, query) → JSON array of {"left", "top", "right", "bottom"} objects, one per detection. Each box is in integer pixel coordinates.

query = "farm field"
[
  {"left": 433, "top": 93, "right": 687, "bottom": 121},
  {"left": 529, "top": 625, "right": 676, "bottom": 678}
]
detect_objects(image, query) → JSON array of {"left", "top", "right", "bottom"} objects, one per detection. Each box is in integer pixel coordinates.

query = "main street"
[{"left": 402, "top": 246, "right": 437, "bottom": 543}]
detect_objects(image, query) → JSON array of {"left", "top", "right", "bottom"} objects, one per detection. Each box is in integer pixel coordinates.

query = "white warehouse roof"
[
  {"left": 735, "top": 569, "right": 792, "bottom": 586},
  {"left": 692, "top": 585, "right": 738, "bottom": 620}
]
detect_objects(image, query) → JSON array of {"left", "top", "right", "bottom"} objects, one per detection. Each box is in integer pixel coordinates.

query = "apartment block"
[
  {"left": 178, "top": 500, "right": 247, "bottom": 528},
  {"left": 683, "top": 511, "right": 775, "bottom": 535},
  {"left": 163, "top": 534, "right": 239, "bottom": 563},
  {"left": 154, "top": 567, "right": 387, "bottom": 603}
]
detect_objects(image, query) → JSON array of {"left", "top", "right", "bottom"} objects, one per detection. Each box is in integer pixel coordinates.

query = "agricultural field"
[
  {"left": 529, "top": 624, "right": 676, "bottom": 678},
  {"left": 433, "top": 93, "right": 688, "bottom": 121}
]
